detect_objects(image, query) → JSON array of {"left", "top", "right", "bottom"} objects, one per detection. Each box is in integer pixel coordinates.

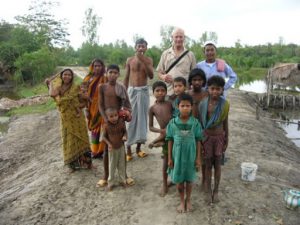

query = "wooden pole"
[
  {"left": 293, "top": 96, "right": 296, "bottom": 108},
  {"left": 266, "top": 69, "right": 271, "bottom": 108},
  {"left": 273, "top": 94, "right": 277, "bottom": 106}
]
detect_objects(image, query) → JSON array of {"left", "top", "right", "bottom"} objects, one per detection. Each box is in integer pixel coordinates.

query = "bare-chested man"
[
  {"left": 148, "top": 81, "right": 173, "bottom": 196},
  {"left": 124, "top": 38, "right": 154, "bottom": 161},
  {"left": 97, "top": 64, "right": 134, "bottom": 187}
]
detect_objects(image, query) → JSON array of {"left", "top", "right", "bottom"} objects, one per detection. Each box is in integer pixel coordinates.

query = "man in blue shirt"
[{"left": 196, "top": 41, "right": 237, "bottom": 96}]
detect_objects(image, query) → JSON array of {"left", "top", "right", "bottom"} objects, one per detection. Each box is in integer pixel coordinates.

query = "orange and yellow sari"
[{"left": 83, "top": 72, "right": 107, "bottom": 156}]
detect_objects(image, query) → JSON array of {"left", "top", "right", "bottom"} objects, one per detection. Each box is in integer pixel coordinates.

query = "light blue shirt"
[{"left": 196, "top": 60, "right": 237, "bottom": 91}]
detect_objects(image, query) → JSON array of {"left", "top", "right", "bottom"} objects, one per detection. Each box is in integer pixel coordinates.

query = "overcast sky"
[{"left": 1, "top": 0, "right": 299, "bottom": 49}]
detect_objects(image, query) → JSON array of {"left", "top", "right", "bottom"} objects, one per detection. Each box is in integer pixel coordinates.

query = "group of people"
[{"left": 46, "top": 27, "right": 237, "bottom": 213}]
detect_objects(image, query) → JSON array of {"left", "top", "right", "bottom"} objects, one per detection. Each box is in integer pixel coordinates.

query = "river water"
[{"left": 238, "top": 80, "right": 300, "bottom": 147}]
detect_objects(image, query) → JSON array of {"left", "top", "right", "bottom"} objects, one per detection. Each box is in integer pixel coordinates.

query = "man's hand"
[{"left": 162, "top": 74, "right": 173, "bottom": 83}]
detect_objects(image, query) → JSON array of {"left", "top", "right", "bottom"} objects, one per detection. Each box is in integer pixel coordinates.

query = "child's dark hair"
[
  {"left": 105, "top": 107, "right": 118, "bottom": 115},
  {"left": 173, "top": 76, "right": 187, "bottom": 87},
  {"left": 207, "top": 75, "right": 225, "bottom": 87},
  {"left": 152, "top": 81, "right": 167, "bottom": 93},
  {"left": 177, "top": 93, "right": 193, "bottom": 106},
  {"left": 188, "top": 68, "right": 206, "bottom": 87},
  {"left": 107, "top": 64, "right": 120, "bottom": 72},
  {"left": 135, "top": 38, "right": 148, "bottom": 47}
]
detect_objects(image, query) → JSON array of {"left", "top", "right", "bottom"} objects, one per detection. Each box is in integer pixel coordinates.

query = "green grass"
[
  {"left": 16, "top": 83, "right": 49, "bottom": 98},
  {"left": 5, "top": 99, "right": 56, "bottom": 116},
  {"left": 5, "top": 76, "right": 83, "bottom": 116}
]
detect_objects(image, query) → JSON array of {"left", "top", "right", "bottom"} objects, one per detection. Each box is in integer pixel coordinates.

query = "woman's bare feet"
[{"left": 67, "top": 167, "right": 75, "bottom": 174}]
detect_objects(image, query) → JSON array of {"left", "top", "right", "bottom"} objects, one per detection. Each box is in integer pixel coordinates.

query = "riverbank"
[{"left": 0, "top": 89, "right": 299, "bottom": 225}]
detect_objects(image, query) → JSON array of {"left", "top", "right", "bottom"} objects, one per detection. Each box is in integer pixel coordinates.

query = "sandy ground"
[{"left": 0, "top": 89, "right": 300, "bottom": 225}]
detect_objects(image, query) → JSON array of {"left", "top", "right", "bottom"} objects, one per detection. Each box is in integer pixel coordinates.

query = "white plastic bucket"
[{"left": 241, "top": 162, "right": 258, "bottom": 181}]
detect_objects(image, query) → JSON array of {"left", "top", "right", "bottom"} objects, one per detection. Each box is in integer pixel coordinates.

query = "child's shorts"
[{"left": 202, "top": 133, "right": 225, "bottom": 159}]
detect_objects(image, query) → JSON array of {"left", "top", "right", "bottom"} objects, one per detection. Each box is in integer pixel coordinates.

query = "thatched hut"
[
  {"left": 268, "top": 63, "right": 300, "bottom": 87},
  {"left": 265, "top": 63, "right": 300, "bottom": 109}
]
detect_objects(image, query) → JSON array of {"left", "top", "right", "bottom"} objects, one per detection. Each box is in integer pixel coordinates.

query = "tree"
[
  {"left": 0, "top": 20, "right": 14, "bottom": 42},
  {"left": 0, "top": 22, "right": 39, "bottom": 71},
  {"left": 159, "top": 25, "right": 175, "bottom": 49},
  {"left": 198, "top": 31, "right": 218, "bottom": 46},
  {"left": 14, "top": 47, "right": 57, "bottom": 84},
  {"left": 132, "top": 34, "right": 144, "bottom": 46},
  {"left": 15, "top": 0, "right": 70, "bottom": 47},
  {"left": 81, "top": 8, "right": 102, "bottom": 45}
]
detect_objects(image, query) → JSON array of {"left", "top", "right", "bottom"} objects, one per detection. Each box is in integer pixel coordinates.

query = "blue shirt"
[{"left": 196, "top": 60, "right": 237, "bottom": 91}]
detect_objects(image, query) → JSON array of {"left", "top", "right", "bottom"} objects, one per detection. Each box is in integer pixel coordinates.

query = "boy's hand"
[
  {"left": 195, "top": 158, "right": 201, "bottom": 170},
  {"left": 108, "top": 144, "right": 113, "bottom": 151},
  {"left": 168, "top": 159, "right": 173, "bottom": 169},
  {"left": 122, "top": 136, "right": 127, "bottom": 141}
]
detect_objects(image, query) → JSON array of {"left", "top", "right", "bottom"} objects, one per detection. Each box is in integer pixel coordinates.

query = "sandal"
[
  {"left": 126, "top": 155, "right": 133, "bottom": 162},
  {"left": 96, "top": 179, "right": 107, "bottom": 187},
  {"left": 137, "top": 151, "right": 148, "bottom": 158},
  {"left": 126, "top": 177, "right": 135, "bottom": 186}
]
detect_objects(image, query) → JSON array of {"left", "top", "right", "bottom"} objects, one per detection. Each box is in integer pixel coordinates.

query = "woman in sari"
[
  {"left": 48, "top": 68, "right": 92, "bottom": 172},
  {"left": 83, "top": 59, "right": 107, "bottom": 157}
]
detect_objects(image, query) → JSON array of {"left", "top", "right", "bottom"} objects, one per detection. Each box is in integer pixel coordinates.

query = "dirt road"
[{"left": 0, "top": 89, "right": 299, "bottom": 225}]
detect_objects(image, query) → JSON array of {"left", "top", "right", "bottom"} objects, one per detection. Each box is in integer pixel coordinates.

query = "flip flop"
[
  {"left": 126, "top": 155, "right": 133, "bottom": 162},
  {"left": 126, "top": 177, "right": 135, "bottom": 186},
  {"left": 137, "top": 151, "right": 148, "bottom": 158},
  {"left": 96, "top": 179, "right": 107, "bottom": 187}
]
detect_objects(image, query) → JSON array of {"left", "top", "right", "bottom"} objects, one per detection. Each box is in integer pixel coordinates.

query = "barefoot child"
[
  {"left": 168, "top": 76, "right": 187, "bottom": 118},
  {"left": 97, "top": 64, "right": 133, "bottom": 187},
  {"left": 124, "top": 38, "right": 154, "bottom": 161},
  {"left": 198, "top": 76, "right": 229, "bottom": 203},
  {"left": 188, "top": 68, "right": 208, "bottom": 188},
  {"left": 148, "top": 81, "right": 173, "bottom": 196},
  {"left": 167, "top": 93, "right": 202, "bottom": 213},
  {"left": 102, "top": 108, "right": 127, "bottom": 191}
]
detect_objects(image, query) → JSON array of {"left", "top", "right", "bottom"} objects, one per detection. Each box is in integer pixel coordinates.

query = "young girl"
[{"left": 166, "top": 93, "right": 202, "bottom": 213}]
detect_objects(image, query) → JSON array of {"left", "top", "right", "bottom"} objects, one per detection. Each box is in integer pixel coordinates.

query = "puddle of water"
[
  {"left": 239, "top": 80, "right": 267, "bottom": 93},
  {"left": 238, "top": 80, "right": 300, "bottom": 148}
]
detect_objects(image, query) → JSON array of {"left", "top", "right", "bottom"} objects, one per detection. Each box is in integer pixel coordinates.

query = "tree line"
[{"left": 0, "top": 0, "right": 299, "bottom": 85}]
